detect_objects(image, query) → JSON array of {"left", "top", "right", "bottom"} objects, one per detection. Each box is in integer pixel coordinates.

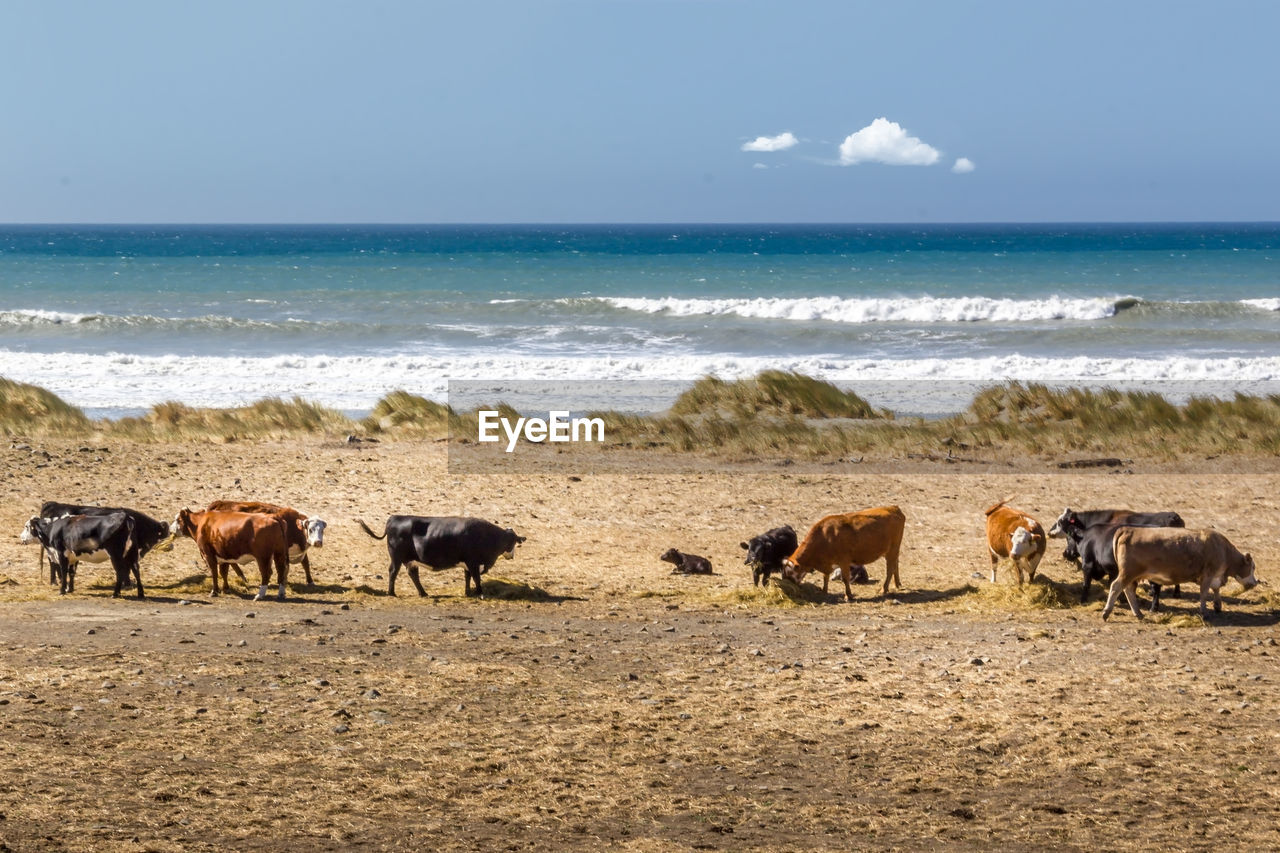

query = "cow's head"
[
  {"left": 1236, "top": 553, "right": 1259, "bottom": 590},
  {"left": 660, "top": 548, "right": 682, "bottom": 566},
  {"left": 502, "top": 530, "right": 526, "bottom": 560},
  {"left": 19, "top": 516, "right": 44, "bottom": 545},
  {"left": 1048, "top": 508, "right": 1074, "bottom": 539},
  {"left": 171, "top": 509, "right": 195, "bottom": 538},
  {"left": 1010, "top": 526, "right": 1035, "bottom": 560},
  {"left": 303, "top": 518, "right": 326, "bottom": 548},
  {"left": 781, "top": 557, "right": 807, "bottom": 585}
]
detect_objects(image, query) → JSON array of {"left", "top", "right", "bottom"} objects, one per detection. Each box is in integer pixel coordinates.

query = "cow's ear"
[{"left": 739, "top": 542, "right": 748, "bottom": 550}]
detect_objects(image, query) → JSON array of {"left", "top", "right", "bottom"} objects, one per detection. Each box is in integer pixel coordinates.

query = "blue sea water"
[{"left": 1, "top": 223, "right": 1278, "bottom": 415}]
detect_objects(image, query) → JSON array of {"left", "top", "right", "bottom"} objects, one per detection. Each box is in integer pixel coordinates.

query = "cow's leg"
[
  {"left": 884, "top": 547, "right": 901, "bottom": 595},
  {"left": 253, "top": 555, "right": 272, "bottom": 601},
  {"left": 1027, "top": 551, "right": 1042, "bottom": 583},
  {"left": 1212, "top": 581, "right": 1223, "bottom": 614},
  {"left": 821, "top": 569, "right": 830, "bottom": 596},
  {"left": 1101, "top": 576, "right": 1127, "bottom": 620},
  {"left": 1014, "top": 557, "right": 1025, "bottom": 587},
  {"left": 387, "top": 561, "right": 399, "bottom": 596},
  {"left": 131, "top": 556, "right": 145, "bottom": 600},
  {"left": 1122, "top": 583, "right": 1144, "bottom": 619},
  {"left": 467, "top": 563, "right": 487, "bottom": 598},
  {"left": 752, "top": 566, "right": 762, "bottom": 587},
  {"left": 47, "top": 550, "right": 56, "bottom": 585},
  {"left": 275, "top": 550, "right": 288, "bottom": 602},
  {"left": 301, "top": 554, "right": 313, "bottom": 586},
  {"left": 1079, "top": 572, "right": 1092, "bottom": 604},
  {"left": 989, "top": 549, "right": 999, "bottom": 584},
  {"left": 406, "top": 565, "right": 428, "bottom": 597},
  {"left": 1198, "top": 580, "right": 1212, "bottom": 619},
  {"left": 201, "top": 548, "right": 221, "bottom": 595},
  {"left": 1148, "top": 582, "right": 1162, "bottom": 614},
  {"left": 66, "top": 561, "right": 76, "bottom": 594},
  {"left": 840, "top": 566, "right": 854, "bottom": 602},
  {"left": 111, "top": 556, "right": 126, "bottom": 598}
]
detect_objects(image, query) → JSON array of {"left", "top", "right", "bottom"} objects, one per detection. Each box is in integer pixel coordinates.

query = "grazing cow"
[
  {"left": 660, "top": 548, "right": 713, "bottom": 575},
  {"left": 984, "top": 501, "right": 1047, "bottom": 586},
  {"left": 1055, "top": 509, "right": 1186, "bottom": 606},
  {"left": 357, "top": 516, "right": 526, "bottom": 598},
  {"left": 171, "top": 509, "right": 290, "bottom": 600},
  {"left": 205, "top": 501, "right": 326, "bottom": 587},
  {"left": 1049, "top": 507, "right": 1184, "bottom": 563},
  {"left": 31, "top": 501, "right": 172, "bottom": 585},
  {"left": 740, "top": 524, "right": 798, "bottom": 587},
  {"left": 782, "top": 505, "right": 905, "bottom": 601},
  {"left": 21, "top": 512, "right": 142, "bottom": 597},
  {"left": 1103, "top": 527, "right": 1257, "bottom": 621}
]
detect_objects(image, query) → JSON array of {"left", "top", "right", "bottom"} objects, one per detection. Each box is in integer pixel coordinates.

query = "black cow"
[
  {"left": 660, "top": 548, "right": 713, "bottom": 575},
  {"left": 1066, "top": 519, "right": 1183, "bottom": 611},
  {"left": 33, "top": 502, "right": 173, "bottom": 586},
  {"left": 1049, "top": 508, "right": 1184, "bottom": 564},
  {"left": 739, "top": 524, "right": 798, "bottom": 587},
  {"left": 357, "top": 515, "right": 526, "bottom": 598},
  {"left": 21, "top": 513, "right": 143, "bottom": 597}
]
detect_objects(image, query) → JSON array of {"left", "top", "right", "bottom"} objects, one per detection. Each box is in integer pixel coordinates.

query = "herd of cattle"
[{"left": 15, "top": 497, "right": 1260, "bottom": 621}]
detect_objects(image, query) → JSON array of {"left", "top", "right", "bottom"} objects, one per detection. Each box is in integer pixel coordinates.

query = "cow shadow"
[
  {"left": 350, "top": 580, "right": 586, "bottom": 605},
  {"left": 883, "top": 585, "right": 982, "bottom": 606}
]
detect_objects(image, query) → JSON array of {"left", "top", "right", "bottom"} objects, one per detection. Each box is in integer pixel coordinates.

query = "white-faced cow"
[
  {"left": 782, "top": 506, "right": 905, "bottom": 601},
  {"left": 357, "top": 515, "right": 526, "bottom": 598},
  {"left": 984, "top": 501, "right": 1047, "bottom": 586},
  {"left": 205, "top": 501, "right": 326, "bottom": 587},
  {"left": 171, "top": 509, "right": 290, "bottom": 601},
  {"left": 21, "top": 512, "right": 142, "bottom": 598},
  {"left": 1103, "top": 527, "right": 1257, "bottom": 621}
]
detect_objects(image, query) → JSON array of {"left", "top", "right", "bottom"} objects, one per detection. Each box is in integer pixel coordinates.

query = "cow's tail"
[
  {"left": 984, "top": 499, "right": 1010, "bottom": 517},
  {"left": 356, "top": 519, "right": 387, "bottom": 540}
]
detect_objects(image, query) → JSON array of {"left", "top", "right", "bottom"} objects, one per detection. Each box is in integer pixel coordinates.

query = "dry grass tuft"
[
  {"left": 361, "top": 390, "right": 452, "bottom": 437},
  {"left": 0, "top": 377, "right": 93, "bottom": 436},
  {"left": 108, "top": 397, "right": 355, "bottom": 442},
  {"left": 670, "top": 371, "right": 883, "bottom": 420},
  {"left": 959, "top": 576, "right": 1076, "bottom": 611}
]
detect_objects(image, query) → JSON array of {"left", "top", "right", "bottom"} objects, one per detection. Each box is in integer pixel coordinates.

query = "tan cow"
[
  {"left": 206, "top": 500, "right": 326, "bottom": 586},
  {"left": 171, "top": 509, "right": 290, "bottom": 600},
  {"left": 984, "top": 501, "right": 1047, "bottom": 585},
  {"left": 782, "top": 506, "right": 905, "bottom": 601},
  {"left": 1103, "top": 526, "right": 1258, "bottom": 621}
]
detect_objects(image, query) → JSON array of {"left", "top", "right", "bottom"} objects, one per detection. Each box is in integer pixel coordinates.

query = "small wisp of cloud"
[
  {"left": 952, "top": 157, "right": 976, "bottom": 174},
  {"left": 741, "top": 132, "right": 799, "bottom": 153},
  {"left": 838, "top": 118, "right": 940, "bottom": 166}
]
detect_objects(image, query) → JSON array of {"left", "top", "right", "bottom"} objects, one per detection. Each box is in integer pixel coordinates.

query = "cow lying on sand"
[
  {"left": 984, "top": 501, "right": 1046, "bottom": 586},
  {"left": 1103, "top": 527, "right": 1257, "bottom": 621},
  {"left": 172, "top": 509, "right": 290, "bottom": 600},
  {"left": 660, "top": 548, "right": 712, "bottom": 575},
  {"left": 357, "top": 515, "right": 526, "bottom": 598},
  {"left": 22, "top": 512, "right": 142, "bottom": 597},
  {"left": 782, "top": 506, "right": 905, "bottom": 601},
  {"left": 740, "top": 525, "right": 797, "bottom": 587}
]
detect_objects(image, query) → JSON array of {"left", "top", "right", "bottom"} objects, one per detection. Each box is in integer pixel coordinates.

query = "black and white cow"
[
  {"left": 357, "top": 515, "right": 526, "bottom": 598},
  {"left": 21, "top": 512, "right": 143, "bottom": 598},
  {"left": 1048, "top": 508, "right": 1184, "bottom": 564},
  {"left": 31, "top": 502, "right": 173, "bottom": 585},
  {"left": 740, "top": 524, "right": 798, "bottom": 587}
]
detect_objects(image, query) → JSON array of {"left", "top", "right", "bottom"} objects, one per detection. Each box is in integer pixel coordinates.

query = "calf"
[
  {"left": 21, "top": 512, "right": 142, "bottom": 598},
  {"left": 740, "top": 524, "right": 798, "bottom": 587},
  {"left": 984, "top": 501, "right": 1046, "bottom": 586},
  {"left": 32, "top": 501, "right": 172, "bottom": 585},
  {"left": 357, "top": 516, "right": 526, "bottom": 598},
  {"left": 782, "top": 505, "right": 905, "bottom": 601},
  {"left": 206, "top": 501, "right": 326, "bottom": 586},
  {"left": 1104, "top": 527, "right": 1257, "bottom": 621},
  {"left": 660, "top": 548, "right": 713, "bottom": 575},
  {"left": 172, "top": 509, "right": 290, "bottom": 600}
]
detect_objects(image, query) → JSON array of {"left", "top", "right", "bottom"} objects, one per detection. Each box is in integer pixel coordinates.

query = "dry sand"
[{"left": 1, "top": 437, "right": 1278, "bottom": 851}]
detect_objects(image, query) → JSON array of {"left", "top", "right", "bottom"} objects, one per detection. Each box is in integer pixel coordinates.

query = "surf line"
[{"left": 477, "top": 410, "right": 606, "bottom": 453}]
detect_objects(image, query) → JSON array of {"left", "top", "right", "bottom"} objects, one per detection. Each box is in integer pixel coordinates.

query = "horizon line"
[{"left": 2, "top": 220, "right": 1280, "bottom": 228}]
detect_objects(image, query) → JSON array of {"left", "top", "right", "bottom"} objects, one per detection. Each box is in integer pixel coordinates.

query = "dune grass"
[{"left": 5, "top": 374, "right": 1280, "bottom": 460}]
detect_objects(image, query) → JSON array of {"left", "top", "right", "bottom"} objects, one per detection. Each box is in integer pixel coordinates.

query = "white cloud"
[
  {"left": 838, "top": 118, "right": 940, "bottom": 166},
  {"left": 752, "top": 162, "right": 769, "bottom": 169},
  {"left": 952, "top": 157, "right": 976, "bottom": 174},
  {"left": 741, "top": 132, "right": 798, "bottom": 153}
]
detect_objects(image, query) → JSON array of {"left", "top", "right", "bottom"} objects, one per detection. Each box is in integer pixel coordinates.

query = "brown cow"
[
  {"left": 782, "top": 505, "right": 905, "bottom": 601},
  {"left": 206, "top": 500, "right": 326, "bottom": 587},
  {"left": 984, "top": 501, "right": 1047, "bottom": 586},
  {"left": 171, "top": 509, "right": 290, "bottom": 600},
  {"left": 1103, "top": 527, "right": 1258, "bottom": 621}
]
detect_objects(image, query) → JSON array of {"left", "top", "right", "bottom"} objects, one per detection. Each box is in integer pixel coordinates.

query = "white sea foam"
[
  {"left": 1243, "top": 298, "right": 1280, "bottom": 311},
  {"left": 0, "top": 308, "right": 91, "bottom": 325},
  {"left": 3, "top": 349, "right": 1279, "bottom": 414},
  {"left": 598, "top": 295, "right": 1136, "bottom": 323}
]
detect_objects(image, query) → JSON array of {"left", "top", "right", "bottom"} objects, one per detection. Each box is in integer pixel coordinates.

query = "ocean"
[{"left": 1, "top": 223, "right": 1278, "bottom": 418}]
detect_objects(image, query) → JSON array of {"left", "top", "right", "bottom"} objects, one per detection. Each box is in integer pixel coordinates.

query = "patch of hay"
[{"left": 960, "top": 576, "right": 1076, "bottom": 611}]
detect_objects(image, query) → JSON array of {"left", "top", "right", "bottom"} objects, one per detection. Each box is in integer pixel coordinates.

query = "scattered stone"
[
  {"left": 333, "top": 724, "right": 350, "bottom": 734},
  {"left": 363, "top": 688, "right": 381, "bottom": 700}
]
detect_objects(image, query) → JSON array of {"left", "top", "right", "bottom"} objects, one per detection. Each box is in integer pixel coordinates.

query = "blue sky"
[{"left": 3, "top": 0, "right": 1278, "bottom": 223}]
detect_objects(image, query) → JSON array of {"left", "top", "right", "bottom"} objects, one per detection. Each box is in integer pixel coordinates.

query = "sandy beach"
[{"left": 1, "top": 435, "right": 1278, "bottom": 850}]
